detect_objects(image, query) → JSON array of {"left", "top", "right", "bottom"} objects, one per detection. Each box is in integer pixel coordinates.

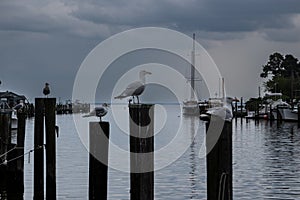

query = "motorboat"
[
  {"left": 183, "top": 100, "right": 199, "bottom": 115},
  {"left": 277, "top": 104, "right": 298, "bottom": 121}
]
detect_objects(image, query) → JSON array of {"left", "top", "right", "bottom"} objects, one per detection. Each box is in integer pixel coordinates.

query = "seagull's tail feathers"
[
  {"left": 82, "top": 114, "right": 92, "bottom": 118},
  {"left": 114, "top": 95, "right": 126, "bottom": 99}
]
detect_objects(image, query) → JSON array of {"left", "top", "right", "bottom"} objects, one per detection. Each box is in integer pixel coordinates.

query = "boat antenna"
[{"left": 190, "top": 33, "right": 196, "bottom": 100}]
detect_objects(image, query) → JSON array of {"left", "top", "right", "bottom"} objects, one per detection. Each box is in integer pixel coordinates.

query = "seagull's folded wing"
[{"left": 115, "top": 81, "right": 143, "bottom": 98}]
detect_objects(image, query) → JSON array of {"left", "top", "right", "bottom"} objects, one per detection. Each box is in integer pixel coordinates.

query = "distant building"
[{"left": 0, "top": 91, "right": 27, "bottom": 108}]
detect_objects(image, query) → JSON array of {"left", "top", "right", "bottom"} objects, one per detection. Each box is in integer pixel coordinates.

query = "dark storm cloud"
[
  {"left": 70, "top": 0, "right": 300, "bottom": 40},
  {"left": 1, "top": 0, "right": 300, "bottom": 100},
  {"left": 1, "top": 0, "right": 299, "bottom": 41}
]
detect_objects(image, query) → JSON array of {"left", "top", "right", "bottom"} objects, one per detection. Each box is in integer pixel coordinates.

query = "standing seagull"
[
  {"left": 43, "top": 83, "right": 50, "bottom": 97},
  {"left": 83, "top": 103, "right": 109, "bottom": 122},
  {"left": 13, "top": 100, "right": 24, "bottom": 111},
  {"left": 114, "top": 70, "right": 151, "bottom": 104}
]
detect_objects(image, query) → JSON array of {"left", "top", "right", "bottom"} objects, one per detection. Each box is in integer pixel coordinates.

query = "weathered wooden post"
[
  {"left": 0, "top": 110, "right": 11, "bottom": 197},
  {"left": 0, "top": 110, "right": 11, "bottom": 164},
  {"left": 34, "top": 98, "right": 45, "bottom": 200},
  {"left": 14, "top": 110, "right": 26, "bottom": 195},
  {"left": 17, "top": 110, "right": 26, "bottom": 166},
  {"left": 45, "top": 98, "right": 56, "bottom": 200},
  {"left": 129, "top": 104, "right": 154, "bottom": 200},
  {"left": 89, "top": 121, "right": 110, "bottom": 200},
  {"left": 204, "top": 113, "right": 233, "bottom": 200},
  {"left": 234, "top": 99, "right": 238, "bottom": 118}
]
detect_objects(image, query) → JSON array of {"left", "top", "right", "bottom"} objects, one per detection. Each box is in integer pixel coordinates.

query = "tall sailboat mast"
[{"left": 190, "top": 33, "right": 195, "bottom": 100}]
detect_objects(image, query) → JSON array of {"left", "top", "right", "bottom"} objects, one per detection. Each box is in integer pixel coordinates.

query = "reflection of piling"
[
  {"left": 206, "top": 117, "right": 233, "bottom": 200},
  {"left": 269, "top": 104, "right": 273, "bottom": 121},
  {"left": 277, "top": 107, "right": 282, "bottom": 123},
  {"left": 45, "top": 98, "right": 56, "bottom": 200},
  {"left": 89, "top": 122, "right": 109, "bottom": 200},
  {"left": 129, "top": 104, "right": 154, "bottom": 200},
  {"left": 34, "top": 98, "right": 45, "bottom": 200}
]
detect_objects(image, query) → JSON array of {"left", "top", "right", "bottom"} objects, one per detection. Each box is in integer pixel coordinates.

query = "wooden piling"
[
  {"left": 89, "top": 121, "right": 110, "bottom": 200},
  {"left": 129, "top": 104, "right": 154, "bottom": 200},
  {"left": 15, "top": 111, "right": 26, "bottom": 193},
  {"left": 45, "top": 98, "right": 56, "bottom": 200},
  {"left": 34, "top": 98, "right": 44, "bottom": 200},
  {"left": 234, "top": 100, "right": 238, "bottom": 118},
  {"left": 0, "top": 111, "right": 11, "bottom": 164},
  {"left": 206, "top": 117, "right": 233, "bottom": 200},
  {"left": 6, "top": 143, "right": 23, "bottom": 200},
  {"left": 0, "top": 111, "right": 12, "bottom": 197}
]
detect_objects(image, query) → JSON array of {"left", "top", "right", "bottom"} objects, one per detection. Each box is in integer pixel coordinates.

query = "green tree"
[
  {"left": 261, "top": 52, "right": 300, "bottom": 100},
  {"left": 260, "top": 52, "right": 284, "bottom": 78}
]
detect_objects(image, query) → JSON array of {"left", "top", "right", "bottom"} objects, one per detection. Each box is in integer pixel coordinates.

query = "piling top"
[
  {"left": 129, "top": 104, "right": 154, "bottom": 109},
  {"left": 89, "top": 121, "right": 110, "bottom": 125},
  {"left": 35, "top": 97, "right": 56, "bottom": 100}
]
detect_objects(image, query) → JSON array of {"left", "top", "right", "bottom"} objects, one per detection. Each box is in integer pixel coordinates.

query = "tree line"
[{"left": 260, "top": 52, "right": 300, "bottom": 101}]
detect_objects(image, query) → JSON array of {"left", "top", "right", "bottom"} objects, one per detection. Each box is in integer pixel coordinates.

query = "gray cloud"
[
  {"left": 1, "top": 0, "right": 300, "bottom": 101},
  {"left": 70, "top": 0, "right": 300, "bottom": 41},
  {"left": 1, "top": 0, "right": 300, "bottom": 41}
]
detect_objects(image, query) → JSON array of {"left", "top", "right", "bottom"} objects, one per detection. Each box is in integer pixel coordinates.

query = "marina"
[
  {"left": 1, "top": 102, "right": 300, "bottom": 199},
  {"left": 1, "top": 3, "right": 300, "bottom": 197}
]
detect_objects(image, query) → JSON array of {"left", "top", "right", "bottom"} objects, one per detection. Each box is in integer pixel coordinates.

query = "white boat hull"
[
  {"left": 278, "top": 108, "right": 298, "bottom": 121},
  {"left": 182, "top": 101, "right": 199, "bottom": 115}
]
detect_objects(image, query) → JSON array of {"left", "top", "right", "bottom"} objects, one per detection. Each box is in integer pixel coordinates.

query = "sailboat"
[{"left": 182, "top": 34, "right": 200, "bottom": 115}]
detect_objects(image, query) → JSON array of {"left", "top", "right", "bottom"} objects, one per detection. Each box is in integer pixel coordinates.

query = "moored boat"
[
  {"left": 182, "top": 33, "right": 200, "bottom": 115},
  {"left": 277, "top": 105, "right": 298, "bottom": 121},
  {"left": 183, "top": 100, "right": 199, "bottom": 115}
]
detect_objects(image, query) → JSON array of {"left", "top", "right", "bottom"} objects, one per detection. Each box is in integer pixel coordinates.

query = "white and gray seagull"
[
  {"left": 114, "top": 70, "right": 152, "bottom": 104},
  {"left": 82, "top": 103, "right": 109, "bottom": 122}
]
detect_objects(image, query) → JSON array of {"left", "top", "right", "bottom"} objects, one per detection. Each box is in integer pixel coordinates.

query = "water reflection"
[
  {"left": 233, "top": 118, "right": 300, "bottom": 199},
  {"left": 11, "top": 107, "right": 300, "bottom": 199},
  {"left": 187, "top": 116, "right": 198, "bottom": 199}
]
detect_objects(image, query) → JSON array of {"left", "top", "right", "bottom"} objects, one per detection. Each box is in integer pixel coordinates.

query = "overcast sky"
[{"left": 1, "top": 0, "right": 300, "bottom": 102}]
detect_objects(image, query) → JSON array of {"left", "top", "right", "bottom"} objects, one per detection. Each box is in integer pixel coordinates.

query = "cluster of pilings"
[
  {"left": 0, "top": 108, "right": 26, "bottom": 199},
  {"left": 1, "top": 99, "right": 233, "bottom": 200},
  {"left": 89, "top": 104, "right": 154, "bottom": 200}
]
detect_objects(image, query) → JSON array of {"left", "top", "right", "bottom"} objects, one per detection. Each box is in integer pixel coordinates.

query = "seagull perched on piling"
[
  {"left": 82, "top": 103, "right": 109, "bottom": 122},
  {"left": 114, "top": 70, "right": 152, "bottom": 104},
  {"left": 43, "top": 83, "right": 50, "bottom": 97},
  {"left": 13, "top": 100, "right": 24, "bottom": 111}
]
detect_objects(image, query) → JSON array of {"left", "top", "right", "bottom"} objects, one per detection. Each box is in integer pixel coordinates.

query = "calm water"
[{"left": 22, "top": 105, "right": 300, "bottom": 199}]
